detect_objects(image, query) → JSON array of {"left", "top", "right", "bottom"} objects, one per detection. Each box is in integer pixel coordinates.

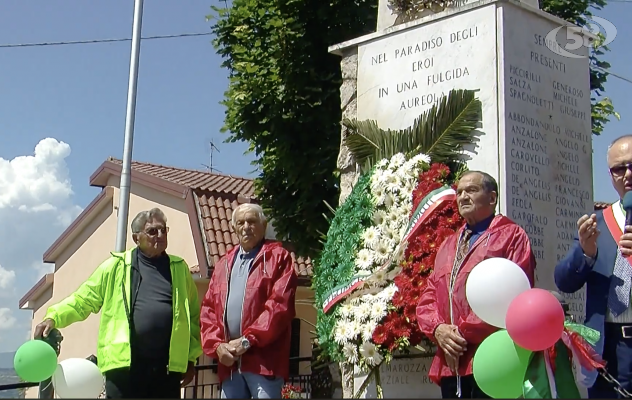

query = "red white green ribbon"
[{"left": 522, "top": 321, "right": 605, "bottom": 398}]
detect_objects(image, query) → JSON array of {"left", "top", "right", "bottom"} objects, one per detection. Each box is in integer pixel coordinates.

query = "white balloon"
[
  {"left": 465, "top": 257, "right": 531, "bottom": 328},
  {"left": 52, "top": 358, "right": 104, "bottom": 398}
]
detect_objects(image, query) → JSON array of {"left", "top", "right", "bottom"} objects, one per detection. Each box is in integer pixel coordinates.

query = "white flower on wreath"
[
  {"left": 377, "top": 284, "right": 398, "bottom": 302},
  {"left": 385, "top": 174, "right": 402, "bottom": 194},
  {"left": 373, "top": 241, "right": 391, "bottom": 264},
  {"left": 389, "top": 153, "right": 406, "bottom": 168},
  {"left": 375, "top": 159, "right": 389, "bottom": 170},
  {"left": 356, "top": 300, "right": 372, "bottom": 321},
  {"left": 384, "top": 192, "right": 396, "bottom": 208},
  {"left": 355, "top": 248, "right": 375, "bottom": 271},
  {"left": 339, "top": 303, "right": 354, "bottom": 319},
  {"left": 349, "top": 319, "right": 363, "bottom": 338},
  {"left": 370, "top": 300, "right": 387, "bottom": 320},
  {"left": 361, "top": 226, "right": 382, "bottom": 250},
  {"left": 372, "top": 186, "right": 386, "bottom": 206},
  {"left": 372, "top": 209, "right": 387, "bottom": 226},
  {"left": 343, "top": 343, "right": 359, "bottom": 364},
  {"left": 361, "top": 320, "right": 378, "bottom": 342},
  {"left": 334, "top": 320, "right": 354, "bottom": 345},
  {"left": 360, "top": 341, "right": 384, "bottom": 367},
  {"left": 371, "top": 170, "right": 390, "bottom": 189}
]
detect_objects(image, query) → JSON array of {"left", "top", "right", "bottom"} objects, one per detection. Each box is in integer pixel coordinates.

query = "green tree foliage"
[
  {"left": 208, "top": 0, "right": 377, "bottom": 257},
  {"left": 209, "top": 0, "right": 614, "bottom": 255}
]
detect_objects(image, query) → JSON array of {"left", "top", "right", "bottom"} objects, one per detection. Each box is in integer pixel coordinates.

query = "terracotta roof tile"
[
  {"left": 108, "top": 157, "right": 255, "bottom": 197},
  {"left": 107, "top": 157, "right": 312, "bottom": 278},
  {"left": 193, "top": 191, "right": 312, "bottom": 277}
]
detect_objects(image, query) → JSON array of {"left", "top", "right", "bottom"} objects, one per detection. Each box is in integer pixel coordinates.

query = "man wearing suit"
[{"left": 555, "top": 135, "right": 632, "bottom": 398}]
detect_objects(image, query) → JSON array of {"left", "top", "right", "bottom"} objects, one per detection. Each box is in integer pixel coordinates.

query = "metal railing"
[
  {"left": 1, "top": 341, "right": 313, "bottom": 399},
  {"left": 183, "top": 356, "right": 313, "bottom": 399},
  {"left": 0, "top": 329, "right": 96, "bottom": 399}
]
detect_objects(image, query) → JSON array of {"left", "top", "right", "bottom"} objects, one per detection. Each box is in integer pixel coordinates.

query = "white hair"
[
  {"left": 231, "top": 203, "right": 267, "bottom": 226},
  {"left": 131, "top": 208, "right": 167, "bottom": 233}
]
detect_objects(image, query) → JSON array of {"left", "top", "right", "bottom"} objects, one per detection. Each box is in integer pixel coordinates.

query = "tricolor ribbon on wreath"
[{"left": 321, "top": 186, "right": 457, "bottom": 313}]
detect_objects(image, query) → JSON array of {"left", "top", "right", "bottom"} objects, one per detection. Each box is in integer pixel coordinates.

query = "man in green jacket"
[{"left": 33, "top": 208, "right": 202, "bottom": 399}]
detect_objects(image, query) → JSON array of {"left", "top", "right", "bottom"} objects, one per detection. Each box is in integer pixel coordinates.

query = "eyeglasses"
[
  {"left": 609, "top": 163, "right": 632, "bottom": 177},
  {"left": 144, "top": 227, "right": 169, "bottom": 236}
]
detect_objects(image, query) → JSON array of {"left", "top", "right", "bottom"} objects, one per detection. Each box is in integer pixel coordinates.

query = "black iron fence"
[
  {"left": 0, "top": 332, "right": 312, "bottom": 400},
  {"left": 183, "top": 356, "right": 312, "bottom": 399}
]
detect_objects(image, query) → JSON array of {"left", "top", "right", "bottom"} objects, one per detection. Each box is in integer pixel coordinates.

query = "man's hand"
[
  {"left": 181, "top": 362, "right": 196, "bottom": 387},
  {"left": 434, "top": 324, "right": 467, "bottom": 358},
  {"left": 33, "top": 319, "right": 55, "bottom": 339},
  {"left": 577, "top": 214, "right": 599, "bottom": 258},
  {"left": 445, "top": 352, "right": 459, "bottom": 373},
  {"left": 620, "top": 225, "right": 632, "bottom": 256},
  {"left": 216, "top": 343, "right": 237, "bottom": 367},
  {"left": 228, "top": 338, "right": 249, "bottom": 356}
]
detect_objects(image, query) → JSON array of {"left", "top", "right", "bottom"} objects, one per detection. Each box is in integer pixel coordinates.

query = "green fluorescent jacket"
[{"left": 45, "top": 248, "right": 203, "bottom": 373}]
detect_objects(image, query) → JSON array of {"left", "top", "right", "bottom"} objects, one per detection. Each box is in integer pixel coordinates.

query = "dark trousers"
[
  {"left": 105, "top": 358, "right": 183, "bottom": 399},
  {"left": 440, "top": 375, "right": 489, "bottom": 399},
  {"left": 588, "top": 323, "right": 632, "bottom": 399}
]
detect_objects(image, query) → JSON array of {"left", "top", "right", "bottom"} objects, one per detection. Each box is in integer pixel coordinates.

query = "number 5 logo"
[{"left": 545, "top": 16, "right": 617, "bottom": 59}]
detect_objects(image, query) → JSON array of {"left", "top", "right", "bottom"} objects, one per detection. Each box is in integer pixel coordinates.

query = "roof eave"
[
  {"left": 42, "top": 187, "right": 114, "bottom": 263},
  {"left": 19, "top": 273, "right": 54, "bottom": 310}
]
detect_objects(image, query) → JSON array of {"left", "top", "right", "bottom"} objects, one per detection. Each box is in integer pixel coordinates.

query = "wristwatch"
[{"left": 241, "top": 337, "right": 251, "bottom": 350}]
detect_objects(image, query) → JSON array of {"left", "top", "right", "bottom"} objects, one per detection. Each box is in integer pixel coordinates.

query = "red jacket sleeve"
[
  {"left": 416, "top": 242, "right": 449, "bottom": 343},
  {"left": 200, "top": 268, "right": 224, "bottom": 359},
  {"left": 458, "top": 226, "right": 537, "bottom": 344},
  {"left": 506, "top": 227, "right": 537, "bottom": 287},
  {"left": 243, "top": 250, "right": 298, "bottom": 348}
]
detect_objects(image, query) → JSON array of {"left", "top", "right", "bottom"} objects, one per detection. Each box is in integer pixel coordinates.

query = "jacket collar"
[
  {"left": 457, "top": 214, "right": 510, "bottom": 237},
  {"left": 110, "top": 247, "right": 183, "bottom": 265}
]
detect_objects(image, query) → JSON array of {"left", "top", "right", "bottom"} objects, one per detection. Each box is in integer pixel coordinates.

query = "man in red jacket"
[
  {"left": 416, "top": 171, "right": 536, "bottom": 398},
  {"left": 200, "top": 203, "right": 298, "bottom": 399}
]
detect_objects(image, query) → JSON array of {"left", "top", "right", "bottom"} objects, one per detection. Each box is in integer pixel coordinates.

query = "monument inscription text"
[{"left": 501, "top": 4, "right": 592, "bottom": 322}]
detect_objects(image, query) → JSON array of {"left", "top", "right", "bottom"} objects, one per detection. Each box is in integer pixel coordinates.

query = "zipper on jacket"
[
  {"left": 238, "top": 251, "right": 266, "bottom": 373},
  {"left": 448, "top": 230, "right": 467, "bottom": 398},
  {"left": 448, "top": 231, "right": 491, "bottom": 397},
  {"left": 223, "top": 258, "right": 231, "bottom": 342},
  {"left": 222, "top": 246, "right": 267, "bottom": 376}
]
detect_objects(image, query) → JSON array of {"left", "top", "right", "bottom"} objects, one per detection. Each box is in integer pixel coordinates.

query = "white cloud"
[
  {"left": 32, "top": 262, "right": 54, "bottom": 280},
  {"left": 0, "top": 264, "right": 16, "bottom": 289},
  {"left": 0, "top": 138, "right": 82, "bottom": 352},
  {"left": 0, "top": 308, "right": 17, "bottom": 330}
]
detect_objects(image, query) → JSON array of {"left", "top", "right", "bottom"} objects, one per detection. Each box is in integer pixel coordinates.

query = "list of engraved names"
[{"left": 503, "top": 12, "right": 592, "bottom": 319}]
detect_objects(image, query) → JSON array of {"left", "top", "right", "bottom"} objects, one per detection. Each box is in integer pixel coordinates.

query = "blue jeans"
[{"left": 220, "top": 371, "right": 284, "bottom": 399}]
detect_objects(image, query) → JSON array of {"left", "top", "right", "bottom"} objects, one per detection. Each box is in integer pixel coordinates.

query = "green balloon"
[
  {"left": 473, "top": 330, "right": 532, "bottom": 398},
  {"left": 14, "top": 340, "right": 58, "bottom": 383}
]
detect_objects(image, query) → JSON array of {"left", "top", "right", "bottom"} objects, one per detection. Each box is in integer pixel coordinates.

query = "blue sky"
[{"left": 0, "top": 1, "right": 629, "bottom": 353}]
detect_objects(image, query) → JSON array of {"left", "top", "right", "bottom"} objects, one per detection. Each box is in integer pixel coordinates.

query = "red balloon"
[{"left": 505, "top": 288, "right": 565, "bottom": 351}]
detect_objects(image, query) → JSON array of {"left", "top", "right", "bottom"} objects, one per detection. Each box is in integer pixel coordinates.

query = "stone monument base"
[{"left": 353, "top": 351, "right": 440, "bottom": 398}]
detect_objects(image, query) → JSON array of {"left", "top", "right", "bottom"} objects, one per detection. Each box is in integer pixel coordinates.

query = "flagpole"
[{"left": 115, "top": 0, "right": 144, "bottom": 252}]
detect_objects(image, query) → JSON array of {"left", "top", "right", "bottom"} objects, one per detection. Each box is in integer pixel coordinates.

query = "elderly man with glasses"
[
  {"left": 33, "top": 208, "right": 202, "bottom": 399},
  {"left": 556, "top": 135, "right": 632, "bottom": 398}
]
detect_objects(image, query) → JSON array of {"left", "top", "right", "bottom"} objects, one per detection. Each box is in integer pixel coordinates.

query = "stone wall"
[{"left": 337, "top": 47, "right": 361, "bottom": 205}]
